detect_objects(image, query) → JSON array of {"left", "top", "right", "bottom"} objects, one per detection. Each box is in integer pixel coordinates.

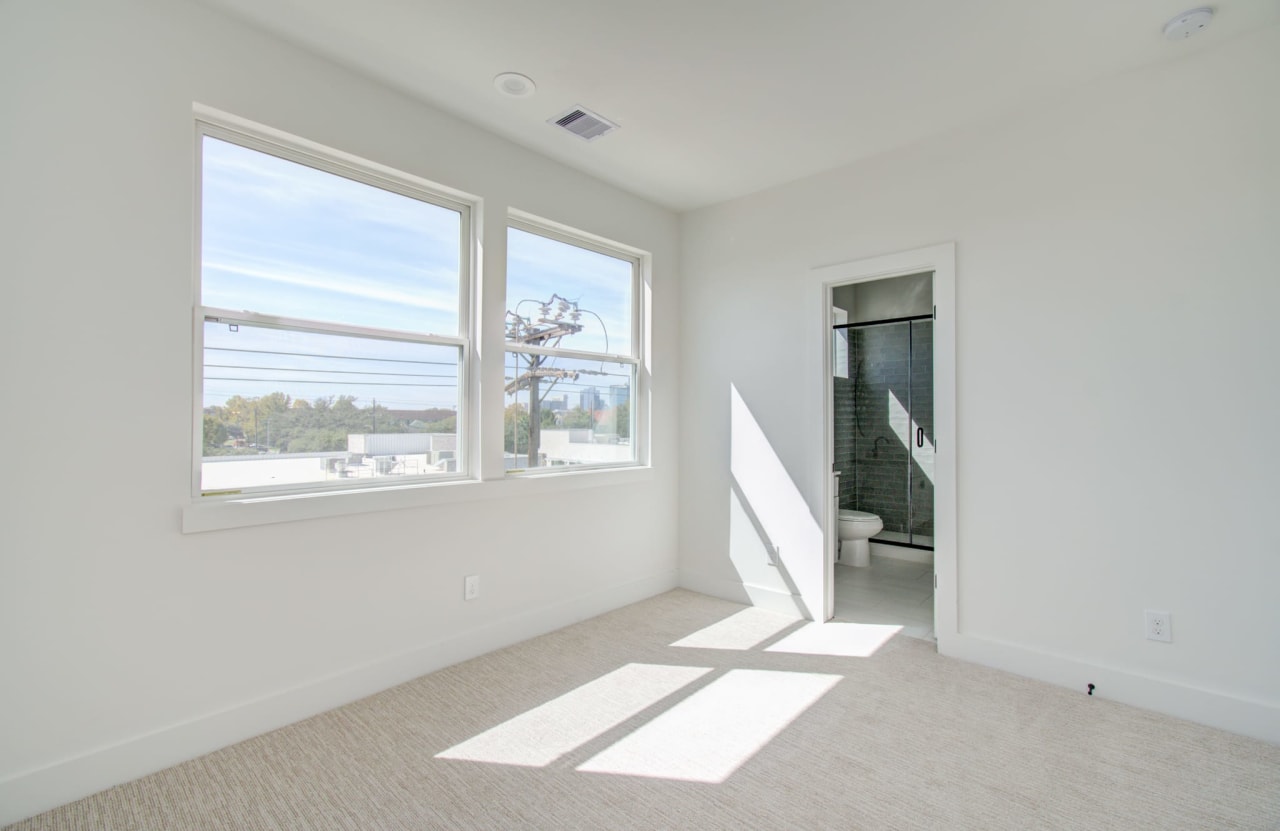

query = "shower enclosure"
[{"left": 833, "top": 315, "right": 934, "bottom": 549}]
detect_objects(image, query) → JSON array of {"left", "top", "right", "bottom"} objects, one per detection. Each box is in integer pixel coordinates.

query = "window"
[
  {"left": 832, "top": 306, "right": 849, "bottom": 379},
  {"left": 503, "top": 221, "right": 642, "bottom": 472},
  {"left": 195, "top": 121, "right": 472, "bottom": 497}
]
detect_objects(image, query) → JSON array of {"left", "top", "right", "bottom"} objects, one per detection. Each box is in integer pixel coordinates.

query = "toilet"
[{"left": 838, "top": 509, "right": 884, "bottom": 567}]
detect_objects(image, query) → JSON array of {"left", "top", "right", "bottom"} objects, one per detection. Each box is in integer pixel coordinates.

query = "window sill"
[{"left": 181, "top": 465, "right": 653, "bottom": 533}]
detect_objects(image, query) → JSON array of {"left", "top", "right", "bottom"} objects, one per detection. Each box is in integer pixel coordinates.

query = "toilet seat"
[{"left": 839, "top": 509, "right": 880, "bottom": 523}]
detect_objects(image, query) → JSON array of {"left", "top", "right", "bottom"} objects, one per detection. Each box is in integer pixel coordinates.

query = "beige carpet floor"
[{"left": 9, "top": 589, "right": 1280, "bottom": 830}]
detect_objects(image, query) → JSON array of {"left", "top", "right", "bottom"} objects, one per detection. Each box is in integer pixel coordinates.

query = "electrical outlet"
[
  {"left": 464, "top": 575, "right": 480, "bottom": 601},
  {"left": 1145, "top": 609, "right": 1172, "bottom": 642}
]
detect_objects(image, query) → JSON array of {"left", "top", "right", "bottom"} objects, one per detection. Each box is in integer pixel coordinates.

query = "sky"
[{"left": 201, "top": 136, "right": 634, "bottom": 414}]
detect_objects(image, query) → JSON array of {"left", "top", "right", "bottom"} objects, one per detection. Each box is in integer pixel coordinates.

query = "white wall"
[
  {"left": 0, "top": 0, "right": 679, "bottom": 821},
  {"left": 679, "top": 25, "right": 1280, "bottom": 741}
]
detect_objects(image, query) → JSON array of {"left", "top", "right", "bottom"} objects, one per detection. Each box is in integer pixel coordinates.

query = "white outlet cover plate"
[{"left": 1145, "top": 609, "right": 1172, "bottom": 642}]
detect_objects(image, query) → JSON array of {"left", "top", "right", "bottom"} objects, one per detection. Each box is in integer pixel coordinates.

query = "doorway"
[
  {"left": 813, "top": 244, "right": 956, "bottom": 647},
  {"left": 831, "top": 288, "right": 935, "bottom": 639}
]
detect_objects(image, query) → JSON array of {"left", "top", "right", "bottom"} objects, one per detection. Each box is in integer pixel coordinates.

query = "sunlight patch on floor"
[
  {"left": 576, "top": 669, "right": 841, "bottom": 783},
  {"left": 436, "top": 663, "right": 711, "bottom": 767}
]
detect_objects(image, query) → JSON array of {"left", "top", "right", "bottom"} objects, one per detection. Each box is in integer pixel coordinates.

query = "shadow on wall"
[{"left": 728, "top": 384, "right": 824, "bottom": 619}]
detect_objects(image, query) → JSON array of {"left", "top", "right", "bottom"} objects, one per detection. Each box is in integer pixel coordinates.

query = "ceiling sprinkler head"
[{"left": 1163, "top": 7, "right": 1213, "bottom": 40}]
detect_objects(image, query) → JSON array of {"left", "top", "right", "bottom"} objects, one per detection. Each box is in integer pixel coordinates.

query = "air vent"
[{"left": 550, "top": 106, "right": 618, "bottom": 141}]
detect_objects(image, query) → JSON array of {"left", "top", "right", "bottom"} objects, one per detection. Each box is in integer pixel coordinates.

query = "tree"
[
  {"left": 201, "top": 391, "right": 446, "bottom": 456},
  {"left": 615, "top": 402, "right": 630, "bottom": 439},
  {"left": 285, "top": 428, "right": 346, "bottom": 453},
  {"left": 202, "top": 415, "right": 228, "bottom": 453},
  {"left": 219, "top": 395, "right": 256, "bottom": 437},
  {"left": 423, "top": 415, "right": 456, "bottom": 433},
  {"left": 503, "top": 403, "right": 529, "bottom": 455},
  {"left": 257, "top": 391, "right": 291, "bottom": 415},
  {"left": 561, "top": 407, "right": 594, "bottom": 429}
]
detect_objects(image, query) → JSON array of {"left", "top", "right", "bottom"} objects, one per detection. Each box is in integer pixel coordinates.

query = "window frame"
[
  {"left": 503, "top": 214, "right": 646, "bottom": 475},
  {"left": 191, "top": 113, "right": 477, "bottom": 500}
]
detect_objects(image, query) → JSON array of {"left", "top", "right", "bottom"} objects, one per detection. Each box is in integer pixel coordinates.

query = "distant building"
[
  {"left": 348, "top": 432, "right": 455, "bottom": 458},
  {"left": 535, "top": 429, "right": 630, "bottom": 466}
]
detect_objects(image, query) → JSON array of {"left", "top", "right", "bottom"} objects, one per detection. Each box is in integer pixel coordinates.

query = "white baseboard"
[
  {"left": 941, "top": 632, "right": 1280, "bottom": 745},
  {"left": 0, "top": 570, "right": 679, "bottom": 827},
  {"left": 678, "top": 569, "right": 1278, "bottom": 745}
]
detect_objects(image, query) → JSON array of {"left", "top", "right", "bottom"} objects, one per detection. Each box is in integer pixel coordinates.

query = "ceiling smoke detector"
[
  {"left": 494, "top": 72, "right": 536, "bottom": 97},
  {"left": 550, "top": 106, "right": 619, "bottom": 141},
  {"left": 1163, "top": 7, "right": 1214, "bottom": 40}
]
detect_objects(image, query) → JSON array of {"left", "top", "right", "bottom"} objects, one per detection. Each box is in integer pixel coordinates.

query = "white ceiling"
[{"left": 199, "top": 0, "right": 1279, "bottom": 211}]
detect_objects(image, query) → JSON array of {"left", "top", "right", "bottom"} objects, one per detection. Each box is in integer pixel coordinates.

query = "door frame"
[{"left": 813, "top": 243, "right": 957, "bottom": 648}]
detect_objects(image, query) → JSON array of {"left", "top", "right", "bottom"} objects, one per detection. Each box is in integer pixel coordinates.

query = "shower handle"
[{"left": 916, "top": 427, "right": 924, "bottom": 448}]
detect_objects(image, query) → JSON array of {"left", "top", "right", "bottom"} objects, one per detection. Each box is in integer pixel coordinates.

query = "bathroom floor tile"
[{"left": 833, "top": 555, "right": 934, "bottom": 642}]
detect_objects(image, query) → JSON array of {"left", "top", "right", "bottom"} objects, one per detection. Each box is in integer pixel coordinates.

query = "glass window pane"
[
  {"left": 202, "top": 321, "right": 460, "bottom": 492},
  {"left": 504, "top": 351, "right": 634, "bottom": 471},
  {"left": 201, "top": 136, "right": 462, "bottom": 336},
  {"left": 505, "top": 227, "right": 632, "bottom": 356}
]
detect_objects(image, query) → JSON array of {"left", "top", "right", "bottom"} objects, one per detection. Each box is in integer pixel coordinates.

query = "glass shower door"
[{"left": 837, "top": 314, "right": 934, "bottom": 550}]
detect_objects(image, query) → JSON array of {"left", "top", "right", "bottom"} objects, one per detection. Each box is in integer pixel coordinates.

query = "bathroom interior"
[{"left": 832, "top": 271, "right": 935, "bottom": 640}]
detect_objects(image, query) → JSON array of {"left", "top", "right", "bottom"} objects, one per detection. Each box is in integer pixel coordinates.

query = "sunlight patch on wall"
[
  {"left": 728, "top": 486, "right": 797, "bottom": 608},
  {"left": 436, "top": 663, "right": 711, "bottom": 767},
  {"left": 670, "top": 607, "right": 801, "bottom": 651},
  {"left": 730, "top": 384, "right": 825, "bottom": 618},
  {"left": 576, "top": 669, "right": 841, "bottom": 783},
  {"left": 764, "top": 621, "right": 901, "bottom": 658}
]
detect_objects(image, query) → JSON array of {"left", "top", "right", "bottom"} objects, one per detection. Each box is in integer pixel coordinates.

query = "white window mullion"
[
  {"left": 505, "top": 343, "right": 639, "bottom": 365},
  {"left": 201, "top": 308, "right": 467, "bottom": 349}
]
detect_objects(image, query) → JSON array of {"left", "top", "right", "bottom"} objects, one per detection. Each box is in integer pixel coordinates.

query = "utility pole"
[
  {"left": 527, "top": 373, "right": 540, "bottom": 468},
  {"left": 504, "top": 294, "right": 610, "bottom": 468}
]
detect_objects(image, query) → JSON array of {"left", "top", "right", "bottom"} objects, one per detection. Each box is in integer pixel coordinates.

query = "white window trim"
[
  {"left": 181, "top": 107, "right": 655, "bottom": 534},
  {"left": 181, "top": 464, "right": 654, "bottom": 533},
  {"left": 191, "top": 107, "right": 476, "bottom": 502},
  {"left": 503, "top": 213, "right": 649, "bottom": 475}
]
